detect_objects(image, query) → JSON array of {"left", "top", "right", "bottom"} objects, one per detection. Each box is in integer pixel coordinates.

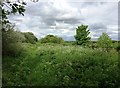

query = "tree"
[
  {"left": 1, "top": 0, "right": 26, "bottom": 26},
  {"left": 1, "top": 0, "right": 38, "bottom": 56},
  {"left": 23, "top": 32, "right": 38, "bottom": 44},
  {"left": 97, "top": 32, "right": 113, "bottom": 51},
  {"left": 40, "top": 34, "right": 64, "bottom": 44},
  {"left": 1, "top": 0, "right": 27, "bottom": 56},
  {"left": 74, "top": 24, "right": 91, "bottom": 45},
  {"left": 1, "top": 0, "right": 38, "bottom": 28},
  {"left": 2, "top": 25, "right": 26, "bottom": 56}
]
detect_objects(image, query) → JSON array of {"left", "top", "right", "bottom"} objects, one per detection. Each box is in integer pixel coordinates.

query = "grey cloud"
[
  {"left": 89, "top": 23, "right": 107, "bottom": 30},
  {"left": 9, "top": 1, "right": 118, "bottom": 40},
  {"left": 56, "top": 19, "right": 83, "bottom": 24},
  {"left": 88, "top": 23, "right": 107, "bottom": 38},
  {"left": 40, "top": 12, "right": 83, "bottom": 27},
  {"left": 81, "top": 2, "right": 100, "bottom": 7},
  {"left": 59, "top": 35, "right": 75, "bottom": 41},
  {"left": 107, "top": 31, "right": 118, "bottom": 35},
  {"left": 25, "top": 1, "right": 83, "bottom": 27},
  {"left": 82, "top": 2, "right": 108, "bottom": 7},
  {"left": 93, "top": 34, "right": 100, "bottom": 37},
  {"left": 109, "top": 34, "right": 118, "bottom": 40}
]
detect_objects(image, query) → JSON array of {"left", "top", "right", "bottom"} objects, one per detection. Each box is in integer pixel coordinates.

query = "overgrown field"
[{"left": 2, "top": 43, "right": 120, "bottom": 87}]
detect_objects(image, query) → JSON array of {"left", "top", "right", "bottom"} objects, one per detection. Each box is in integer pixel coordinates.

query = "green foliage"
[
  {"left": 112, "top": 41, "right": 120, "bottom": 51},
  {"left": 85, "top": 41, "right": 98, "bottom": 49},
  {"left": 23, "top": 32, "right": 38, "bottom": 44},
  {"left": 40, "top": 34, "right": 64, "bottom": 44},
  {"left": 97, "top": 32, "right": 113, "bottom": 51},
  {"left": 2, "top": 44, "right": 119, "bottom": 87},
  {"left": 116, "top": 44, "right": 120, "bottom": 52},
  {"left": 1, "top": 0, "right": 26, "bottom": 26},
  {"left": 1, "top": 0, "right": 39, "bottom": 26},
  {"left": 2, "top": 25, "right": 38, "bottom": 57},
  {"left": 74, "top": 24, "right": 91, "bottom": 45},
  {"left": 1, "top": 1, "right": 119, "bottom": 87},
  {"left": 2, "top": 24, "right": 25, "bottom": 56},
  {"left": 1, "top": 1, "right": 26, "bottom": 57}
]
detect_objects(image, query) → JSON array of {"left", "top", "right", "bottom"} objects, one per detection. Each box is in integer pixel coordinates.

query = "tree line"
[{"left": 1, "top": 0, "right": 119, "bottom": 57}]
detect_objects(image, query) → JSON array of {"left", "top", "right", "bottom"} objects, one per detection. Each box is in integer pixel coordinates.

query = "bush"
[
  {"left": 97, "top": 32, "right": 113, "bottom": 51},
  {"left": 4, "top": 43, "right": 24, "bottom": 57},
  {"left": 3, "top": 44, "right": 119, "bottom": 87},
  {"left": 116, "top": 44, "right": 120, "bottom": 52},
  {"left": 2, "top": 25, "right": 25, "bottom": 57},
  {"left": 40, "top": 35, "right": 64, "bottom": 44},
  {"left": 23, "top": 32, "right": 38, "bottom": 44},
  {"left": 86, "top": 41, "right": 98, "bottom": 49}
]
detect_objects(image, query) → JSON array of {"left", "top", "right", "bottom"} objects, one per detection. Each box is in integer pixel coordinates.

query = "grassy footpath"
[{"left": 2, "top": 43, "right": 119, "bottom": 87}]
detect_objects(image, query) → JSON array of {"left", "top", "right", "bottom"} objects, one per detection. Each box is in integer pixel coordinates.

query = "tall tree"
[{"left": 74, "top": 24, "right": 91, "bottom": 45}]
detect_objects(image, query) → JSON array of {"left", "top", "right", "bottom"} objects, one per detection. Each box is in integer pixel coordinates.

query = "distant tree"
[
  {"left": 74, "top": 24, "right": 91, "bottom": 45},
  {"left": 23, "top": 32, "right": 38, "bottom": 44},
  {"left": 97, "top": 32, "right": 113, "bottom": 51},
  {"left": 40, "top": 34, "right": 64, "bottom": 44}
]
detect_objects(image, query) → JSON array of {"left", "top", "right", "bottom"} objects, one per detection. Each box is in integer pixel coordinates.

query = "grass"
[{"left": 2, "top": 43, "right": 119, "bottom": 87}]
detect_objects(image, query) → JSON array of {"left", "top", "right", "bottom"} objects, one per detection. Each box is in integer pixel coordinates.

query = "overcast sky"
[{"left": 9, "top": 0, "right": 119, "bottom": 41}]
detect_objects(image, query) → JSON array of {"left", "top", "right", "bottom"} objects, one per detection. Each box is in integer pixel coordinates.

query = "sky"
[{"left": 9, "top": 0, "right": 119, "bottom": 41}]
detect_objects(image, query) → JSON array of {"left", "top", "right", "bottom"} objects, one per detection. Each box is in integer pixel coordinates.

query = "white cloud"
[{"left": 9, "top": 0, "right": 118, "bottom": 41}]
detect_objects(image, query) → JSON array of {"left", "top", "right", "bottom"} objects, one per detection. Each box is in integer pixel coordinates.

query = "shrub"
[
  {"left": 40, "top": 35, "right": 64, "bottom": 44},
  {"left": 97, "top": 32, "right": 113, "bottom": 51},
  {"left": 23, "top": 32, "right": 38, "bottom": 44},
  {"left": 86, "top": 41, "right": 98, "bottom": 49},
  {"left": 5, "top": 43, "right": 24, "bottom": 57},
  {"left": 3, "top": 44, "right": 119, "bottom": 87},
  {"left": 116, "top": 44, "right": 120, "bottom": 52},
  {"left": 2, "top": 25, "right": 25, "bottom": 57}
]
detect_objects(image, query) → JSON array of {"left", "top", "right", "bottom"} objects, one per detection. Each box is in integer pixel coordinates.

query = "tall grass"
[{"left": 2, "top": 44, "right": 119, "bottom": 87}]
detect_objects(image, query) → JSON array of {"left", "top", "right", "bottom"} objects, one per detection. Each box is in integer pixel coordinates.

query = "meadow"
[
  {"left": 1, "top": 1, "right": 120, "bottom": 87},
  {"left": 2, "top": 43, "right": 120, "bottom": 87}
]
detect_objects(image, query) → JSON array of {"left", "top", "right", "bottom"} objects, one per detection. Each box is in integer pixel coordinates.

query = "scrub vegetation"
[
  {"left": 1, "top": 0, "right": 120, "bottom": 87},
  {"left": 2, "top": 25, "right": 120, "bottom": 87}
]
